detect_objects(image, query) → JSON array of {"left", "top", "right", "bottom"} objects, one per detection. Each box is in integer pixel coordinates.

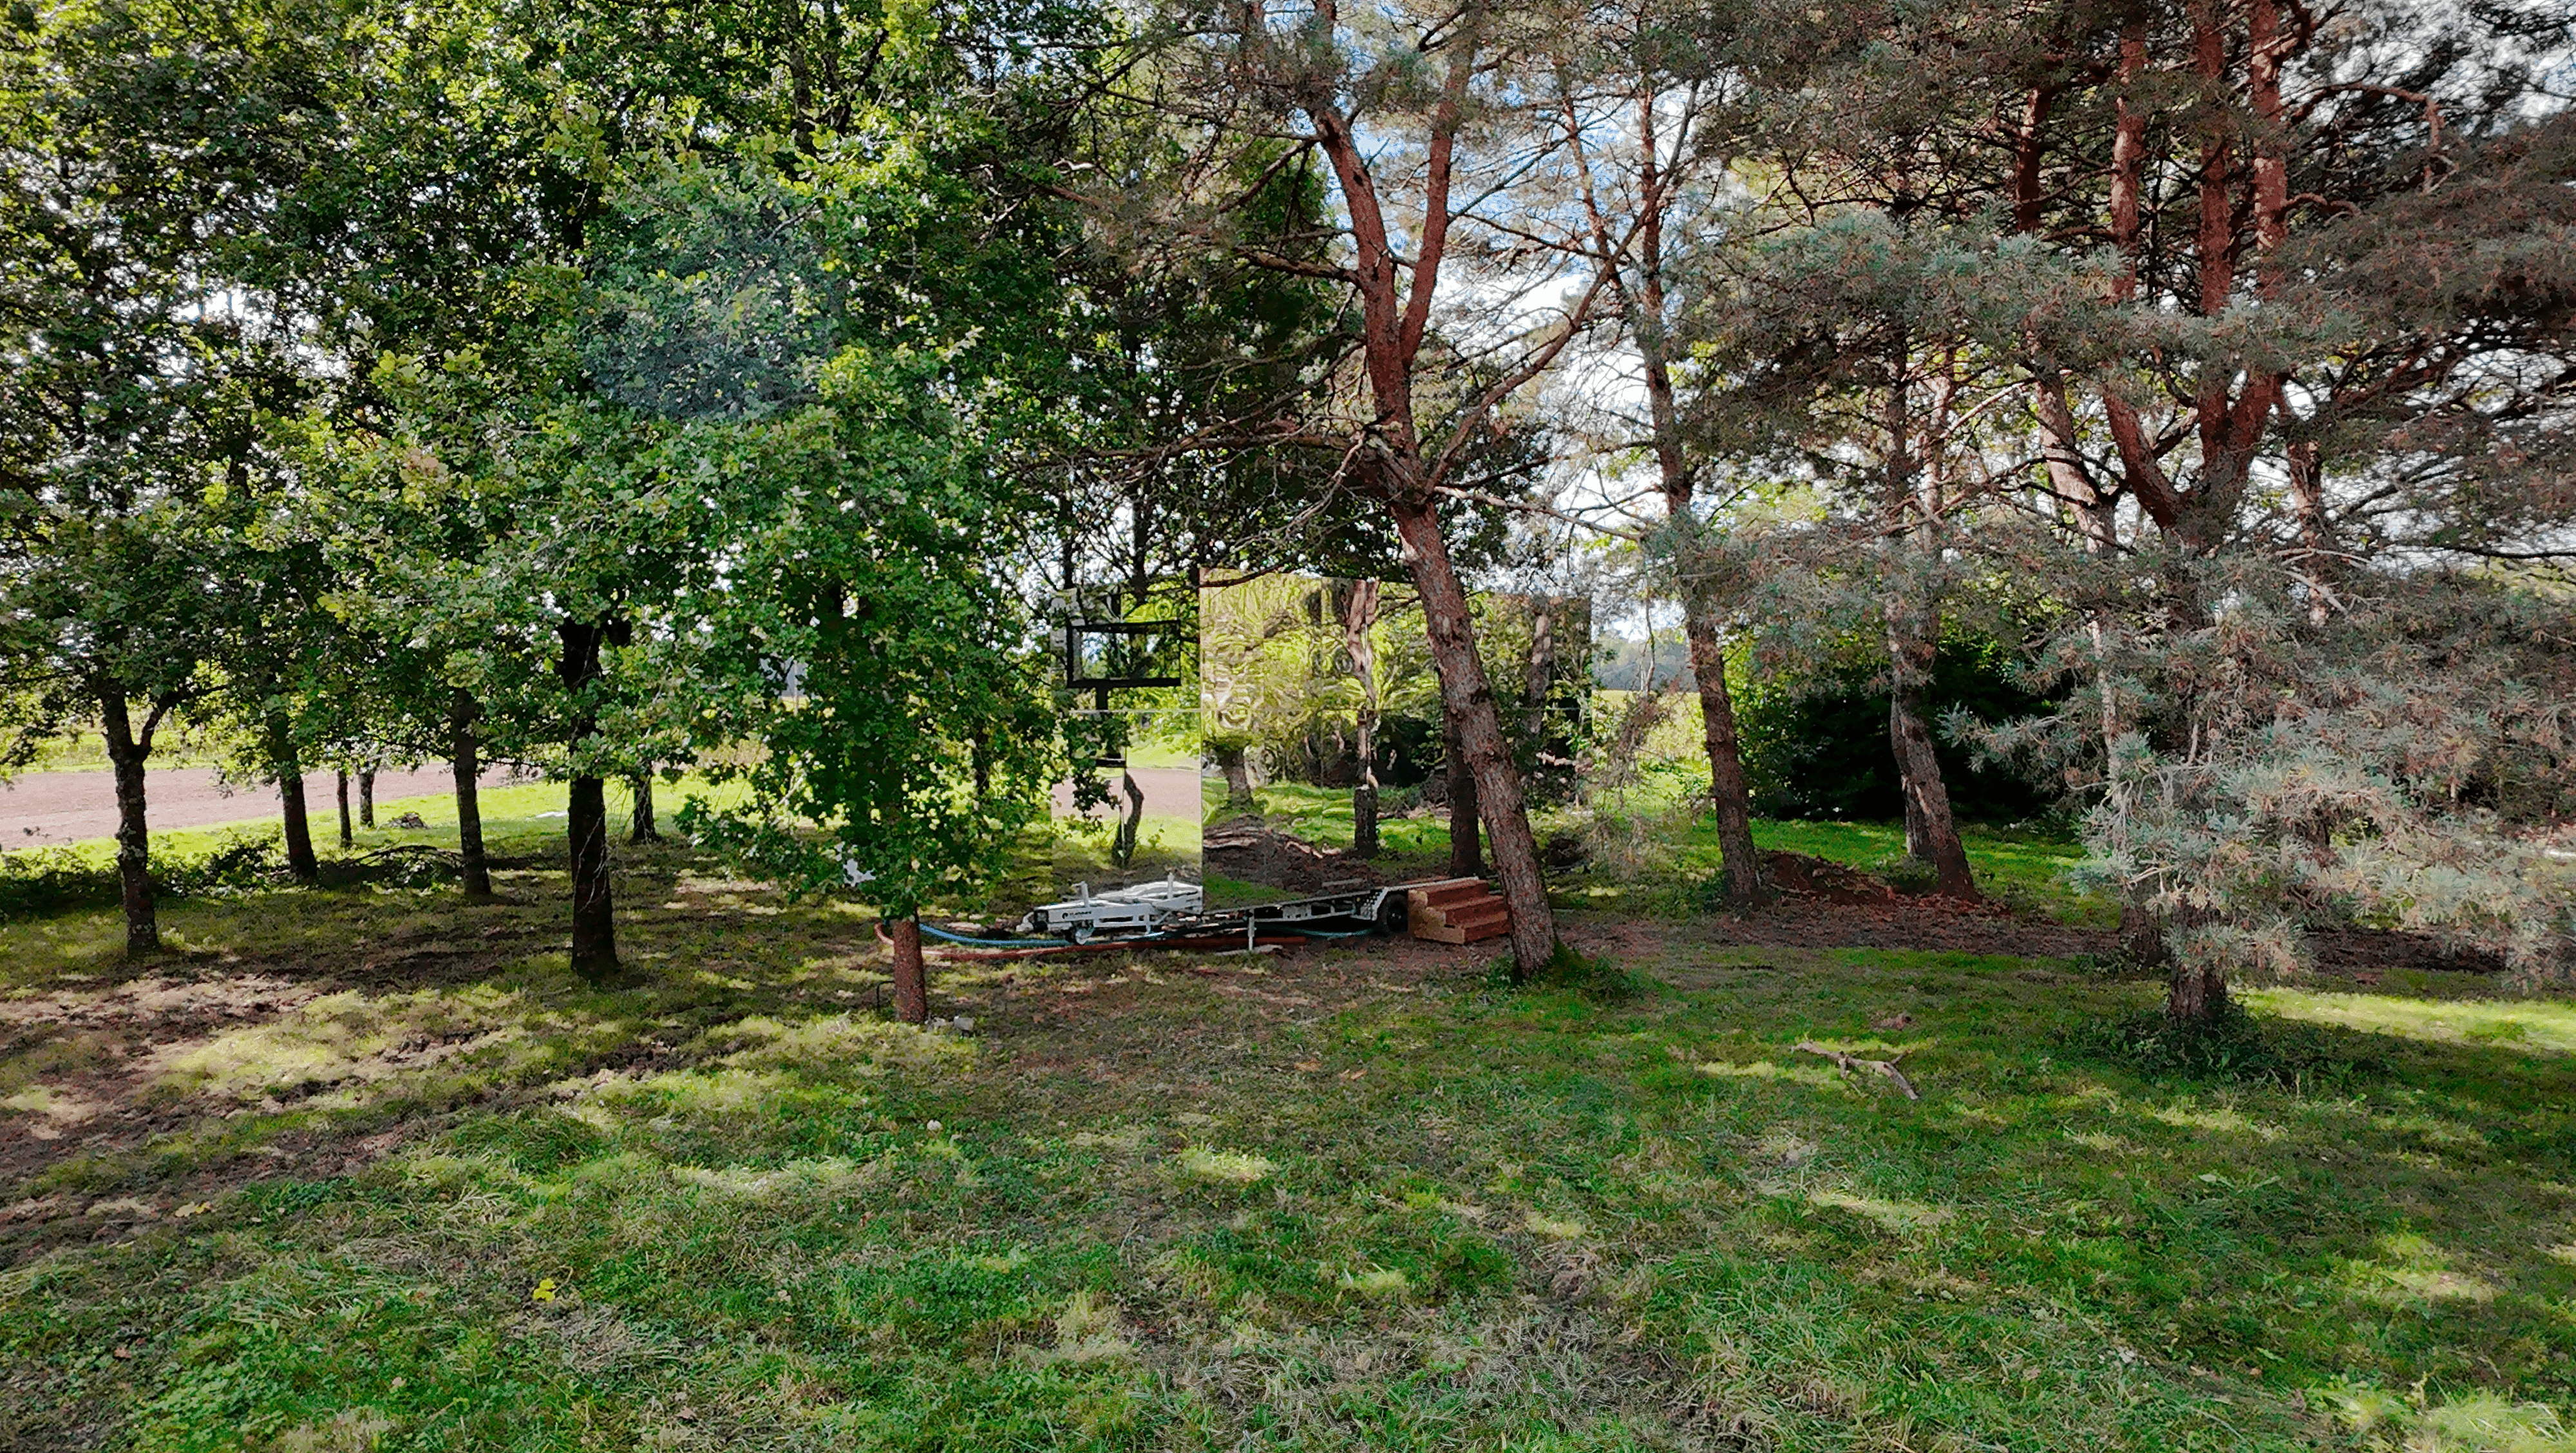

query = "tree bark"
[
  {"left": 268, "top": 713, "right": 319, "bottom": 884},
  {"left": 99, "top": 689, "right": 160, "bottom": 958},
  {"left": 1343, "top": 579, "right": 1381, "bottom": 859},
  {"left": 1215, "top": 743, "right": 1255, "bottom": 813},
  {"left": 1680, "top": 595, "right": 1763, "bottom": 905},
  {"left": 359, "top": 768, "right": 374, "bottom": 828},
  {"left": 1618, "top": 80, "right": 1765, "bottom": 907},
  {"left": 1886, "top": 675, "right": 1978, "bottom": 898},
  {"left": 450, "top": 687, "right": 493, "bottom": 900},
  {"left": 1441, "top": 707, "right": 1483, "bottom": 879},
  {"left": 1881, "top": 334, "right": 1978, "bottom": 901},
  {"left": 336, "top": 770, "right": 354, "bottom": 848},
  {"left": 2168, "top": 960, "right": 2228, "bottom": 1023},
  {"left": 558, "top": 621, "right": 617, "bottom": 980},
  {"left": 1396, "top": 497, "right": 1553, "bottom": 967},
  {"left": 630, "top": 765, "right": 659, "bottom": 843},
  {"left": 889, "top": 914, "right": 928, "bottom": 1024}
]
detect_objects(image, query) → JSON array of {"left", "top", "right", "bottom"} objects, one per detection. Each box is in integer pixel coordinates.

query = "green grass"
[{"left": 4, "top": 837, "right": 2573, "bottom": 1449}]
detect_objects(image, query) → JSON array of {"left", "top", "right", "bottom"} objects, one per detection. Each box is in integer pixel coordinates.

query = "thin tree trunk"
[
  {"left": 1441, "top": 708, "right": 1483, "bottom": 879},
  {"left": 451, "top": 687, "right": 493, "bottom": 900},
  {"left": 630, "top": 765, "right": 659, "bottom": 843},
  {"left": 1620, "top": 82, "right": 1764, "bottom": 906},
  {"left": 359, "top": 769, "right": 374, "bottom": 828},
  {"left": 1881, "top": 333, "right": 1978, "bottom": 901},
  {"left": 336, "top": 770, "right": 354, "bottom": 848},
  {"left": 1343, "top": 579, "right": 1381, "bottom": 859},
  {"left": 1887, "top": 675, "right": 1977, "bottom": 898},
  {"left": 1680, "top": 596, "right": 1763, "bottom": 905},
  {"left": 889, "top": 914, "right": 928, "bottom": 1025},
  {"left": 99, "top": 689, "right": 159, "bottom": 958},
  {"left": 558, "top": 621, "right": 617, "bottom": 980},
  {"left": 1522, "top": 597, "right": 1554, "bottom": 743},
  {"left": 1394, "top": 497, "right": 1553, "bottom": 968},
  {"left": 566, "top": 772, "right": 616, "bottom": 978},
  {"left": 268, "top": 713, "right": 319, "bottom": 884}
]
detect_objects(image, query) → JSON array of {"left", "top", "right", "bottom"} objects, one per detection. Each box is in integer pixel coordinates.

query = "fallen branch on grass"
[{"left": 1794, "top": 1041, "right": 1920, "bottom": 1100}]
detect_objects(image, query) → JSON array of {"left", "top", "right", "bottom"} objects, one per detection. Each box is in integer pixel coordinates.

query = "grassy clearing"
[{"left": 3, "top": 842, "right": 2573, "bottom": 1450}]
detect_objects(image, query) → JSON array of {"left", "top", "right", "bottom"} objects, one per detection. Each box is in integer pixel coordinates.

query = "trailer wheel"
[
  {"left": 1071, "top": 924, "right": 1094, "bottom": 944},
  {"left": 1375, "top": 895, "right": 1407, "bottom": 935}
]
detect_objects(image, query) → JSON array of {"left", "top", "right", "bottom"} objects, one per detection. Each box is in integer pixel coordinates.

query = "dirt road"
[
  {"left": 1048, "top": 767, "right": 1206, "bottom": 827},
  {"left": 0, "top": 765, "right": 525, "bottom": 849}
]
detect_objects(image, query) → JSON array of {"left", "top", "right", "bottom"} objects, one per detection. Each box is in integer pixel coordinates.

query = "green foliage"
[
  {"left": 1736, "top": 627, "right": 2058, "bottom": 824},
  {"left": 0, "top": 834, "right": 287, "bottom": 921},
  {"left": 2061, "top": 1004, "right": 2386, "bottom": 1092}
]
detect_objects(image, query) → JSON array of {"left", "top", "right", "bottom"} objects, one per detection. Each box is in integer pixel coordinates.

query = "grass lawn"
[{"left": 4, "top": 838, "right": 2573, "bottom": 1450}]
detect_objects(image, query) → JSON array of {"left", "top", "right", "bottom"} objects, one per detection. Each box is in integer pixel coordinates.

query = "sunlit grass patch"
[
  {"left": 2248, "top": 985, "right": 2576, "bottom": 1056},
  {"left": 1174, "top": 1146, "right": 1275, "bottom": 1184}
]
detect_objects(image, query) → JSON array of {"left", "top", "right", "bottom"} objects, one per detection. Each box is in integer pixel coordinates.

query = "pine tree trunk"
[
  {"left": 1393, "top": 496, "right": 1551, "bottom": 972},
  {"left": 630, "top": 765, "right": 658, "bottom": 843},
  {"left": 1886, "top": 683, "right": 1977, "bottom": 898},
  {"left": 1680, "top": 598, "right": 1763, "bottom": 905},
  {"left": 2168, "top": 960, "right": 2228, "bottom": 1023},
  {"left": 451, "top": 688, "right": 493, "bottom": 900},
  {"left": 268, "top": 714, "right": 319, "bottom": 884},
  {"left": 1522, "top": 598, "right": 1554, "bottom": 743},
  {"left": 558, "top": 622, "right": 617, "bottom": 980},
  {"left": 1344, "top": 579, "right": 1381, "bottom": 859},
  {"left": 359, "top": 769, "right": 374, "bottom": 828},
  {"left": 336, "top": 770, "right": 354, "bottom": 848},
  {"left": 99, "top": 690, "right": 159, "bottom": 958},
  {"left": 889, "top": 914, "right": 928, "bottom": 1025}
]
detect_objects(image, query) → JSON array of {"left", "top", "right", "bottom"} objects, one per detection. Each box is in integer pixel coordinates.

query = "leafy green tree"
[{"left": 0, "top": 0, "right": 334, "bottom": 953}]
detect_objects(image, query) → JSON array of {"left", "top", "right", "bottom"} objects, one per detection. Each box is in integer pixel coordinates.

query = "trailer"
[
  {"left": 1010, "top": 875, "right": 1505, "bottom": 949},
  {"left": 1018, "top": 875, "right": 1206, "bottom": 942}
]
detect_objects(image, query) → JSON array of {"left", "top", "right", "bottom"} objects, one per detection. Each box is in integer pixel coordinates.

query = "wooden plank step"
[
  {"left": 1420, "top": 913, "right": 1511, "bottom": 945},
  {"left": 1438, "top": 901, "right": 1510, "bottom": 930},
  {"left": 1419, "top": 883, "right": 1495, "bottom": 910}
]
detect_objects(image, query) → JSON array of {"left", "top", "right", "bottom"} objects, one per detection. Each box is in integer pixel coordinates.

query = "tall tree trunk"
[
  {"left": 1394, "top": 497, "right": 1553, "bottom": 967},
  {"left": 1441, "top": 708, "right": 1483, "bottom": 879},
  {"left": 359, "top": 769, "right": 374, "bottom": 828},
  {"left": 98, "top": 689, "right": 159, "bottom": 958},
  {"left": 1343, "top": 579, "right": 1381, "bottom": 859},
  {"left": 268, "top": 713, "right": 319, "bottom": 884},
  {"left": 558, "top": 622, "right": 617, "bottom": 980},
  {"left": 565, "top": 773, "right": 616, "bottom": 978},
  {"left": 1522, "top": 596, "right": 1554, "bottom": 743},
  {"left": 451, "top": 688, "right": 493, "bottom": 900},
  {"left": 1886, "top": 670, "right": 1977, "bottom": 898},
  {"left": 1679, "top": 593, "right": 1762, "bottom": 905},
  {"left": 630, "top": 764, "right": 659, "bottom": 843},
  {"left": 1881, "top": 334, "right": 1978, "bottom": 901},
  {"left": 889, "top": 914, "right": 928, "bottom": 1025},
  {"left": 336, "top": 770, "right": 354, "bottom": 848},
  {"left": 1621, "top": 85, "right": 1764, "bottom": 906}
]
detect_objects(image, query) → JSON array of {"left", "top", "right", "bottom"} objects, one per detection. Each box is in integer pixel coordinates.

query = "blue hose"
[{"left": 918, "top": 923, "right": 1074, "bottom": 948}]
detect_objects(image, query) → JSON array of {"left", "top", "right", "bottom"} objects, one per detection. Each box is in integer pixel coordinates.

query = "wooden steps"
[{"left": 1407, "top": 877, "right": 1511, "bottom": 944}]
